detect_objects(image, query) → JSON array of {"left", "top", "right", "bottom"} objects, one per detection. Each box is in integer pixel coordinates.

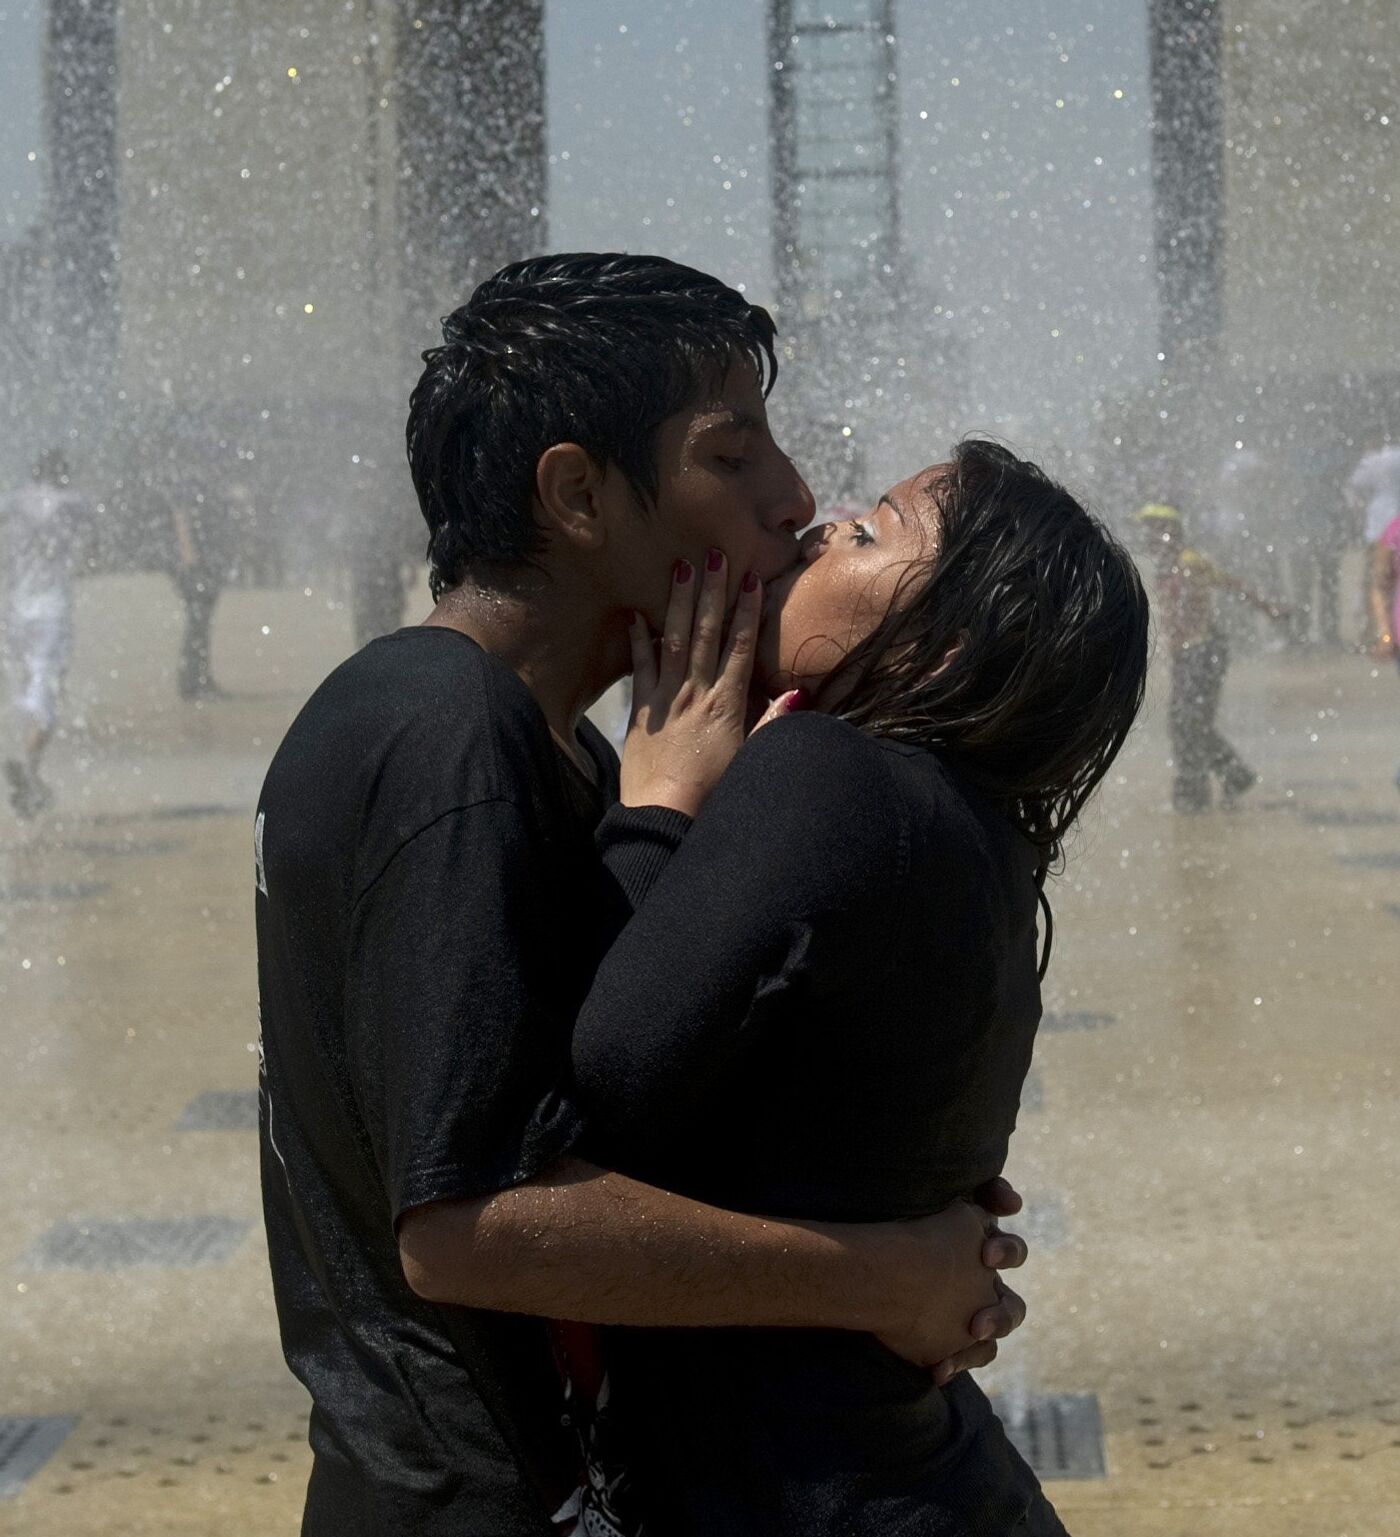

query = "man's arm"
[
  {"left": 354, "top": 795, "right": 1023, "bottom": 1370},
  {"left": 399, "top": 1157, "right": 1022, "bottom": 1370}
]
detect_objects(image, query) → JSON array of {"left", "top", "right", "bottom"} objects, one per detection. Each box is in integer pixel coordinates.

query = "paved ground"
[{"left": 2, "top": 572, "right": 1397, "bottom": 1535}]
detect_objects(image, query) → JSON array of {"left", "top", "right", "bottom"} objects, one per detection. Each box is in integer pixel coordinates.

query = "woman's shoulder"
[
  {"left": 730, "top": 710, "right": 901, "bottom": 799},
  {"left": 703, "top": 713, "right": 908, "bottom": 874}
]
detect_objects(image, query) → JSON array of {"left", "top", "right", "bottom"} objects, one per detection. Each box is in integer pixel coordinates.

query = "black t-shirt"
[
  {"left": 575, "top": 712, "right": 1051, "bottom": 1536},
  {"left": 255, "top": 626, "right": 620, "bottom": 1536}
]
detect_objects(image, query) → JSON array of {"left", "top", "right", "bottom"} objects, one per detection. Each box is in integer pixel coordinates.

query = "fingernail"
[
  {"left": 674, "top": 558, "right": 693, "bottom": 584},
  {"left": 706, "top": 547, "right": 724, "bottom": 572},
  {"left": 742, "top": 569, "right": 759, "bottom": 592},
  {"left": 625, "top": 610, "right": 639, "bottom": 627},
  {"left": 784, "top": 688, "right": 808, "bottom": 710}
]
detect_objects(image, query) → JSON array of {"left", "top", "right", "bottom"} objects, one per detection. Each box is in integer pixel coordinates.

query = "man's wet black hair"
[
  {"left": 828, "top": 438, "right": 1151, "bottom": 878},
  {"left": 407, "top": 252, "right": 779, "bottom": 599}
]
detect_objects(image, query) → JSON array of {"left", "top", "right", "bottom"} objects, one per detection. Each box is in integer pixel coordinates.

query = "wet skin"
[
  {"left": 757, "top": 463, "right": 947, "bottom": 695},
  {"left": 608, "top": 365, "right": 817, "bottom": 630}
]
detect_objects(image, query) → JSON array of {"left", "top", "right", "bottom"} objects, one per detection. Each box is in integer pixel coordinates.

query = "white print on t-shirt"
[
  {"left": 254, "top": 811, "right": 268, "bottom": 896},
  {"left": 257, "top": 1003, "right": 290, "bottom": 1180}
]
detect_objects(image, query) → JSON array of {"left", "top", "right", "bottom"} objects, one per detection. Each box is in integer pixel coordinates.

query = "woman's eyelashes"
[{"left": 846, "top": 519, "right": 875, "bottom": 547}]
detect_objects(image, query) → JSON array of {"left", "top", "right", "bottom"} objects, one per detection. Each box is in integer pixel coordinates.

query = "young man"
[
  {"left": 256, "top": 255, "right": 1029, "bottom": 1536},
  {"left": 2, "top": 448, "right": 88, "bottom": 818}
]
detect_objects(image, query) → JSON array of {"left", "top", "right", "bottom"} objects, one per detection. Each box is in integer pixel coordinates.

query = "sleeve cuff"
[{"left": 596, "top": 803, "right": 693, "bottom": 909}]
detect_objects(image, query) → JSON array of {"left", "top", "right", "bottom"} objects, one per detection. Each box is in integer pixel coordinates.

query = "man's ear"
[{"left": 534, "top": 442, "right": 607, "bottom": 551}]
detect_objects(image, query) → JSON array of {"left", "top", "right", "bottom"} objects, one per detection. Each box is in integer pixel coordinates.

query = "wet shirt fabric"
[
  {"left": 1157, "top": 547, "right": 1229, "bottom": 652},
  {"left": 255, "top": 626, "right": 620, "bottom": 1537},
  {"left": 573, "top": 712, "right": 1058, "bottom": 1536}
]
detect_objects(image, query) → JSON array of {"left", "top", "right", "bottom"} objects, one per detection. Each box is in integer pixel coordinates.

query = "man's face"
[{"left": 617, "top": 365, "right": 816, "bottom": 626}]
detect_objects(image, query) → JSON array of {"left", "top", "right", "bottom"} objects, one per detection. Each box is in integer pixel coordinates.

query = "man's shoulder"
[
  {"left": 310, "top": 628, "right": 539, "bottom": 740},
  {"left": 265, "top": 629, "right": 553, "bottom": 822}
]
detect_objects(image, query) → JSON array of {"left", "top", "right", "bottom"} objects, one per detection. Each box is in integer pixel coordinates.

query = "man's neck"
[{"left": 424, "top": 576, "right": 625, "bottom": 757}]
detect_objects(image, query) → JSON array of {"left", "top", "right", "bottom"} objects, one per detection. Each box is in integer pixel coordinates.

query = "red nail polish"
[
  {"left": 706, "top": 547, "right": 724, "bottom": 572},
  {"left": 742, "top": 569, "right": 759, "bottom": 592},
  {"left": 785, "top": 688, "right": 808, "bottom": 709},
  {"left": 674, "top": 558, "right": 693, "bottom": 584}
]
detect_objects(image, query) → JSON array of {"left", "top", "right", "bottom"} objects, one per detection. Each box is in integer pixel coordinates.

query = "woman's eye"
[{"left": 847, "top": 520, "right": 875, "bottom": 546}]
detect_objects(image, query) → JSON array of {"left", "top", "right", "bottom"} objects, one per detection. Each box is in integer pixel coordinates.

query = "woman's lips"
[{"left": 760, "top": 557, "right": 801, "bottom": 620}]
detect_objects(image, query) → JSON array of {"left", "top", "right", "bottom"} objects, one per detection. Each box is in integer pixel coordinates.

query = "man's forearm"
[{"left": 399, "top": 1157, "right": 918, "bottom": 1334}]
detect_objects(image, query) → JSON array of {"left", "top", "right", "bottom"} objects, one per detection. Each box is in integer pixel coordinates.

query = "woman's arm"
[{"left": 576, "top": 712, "right": 905, "bottom": 1144}]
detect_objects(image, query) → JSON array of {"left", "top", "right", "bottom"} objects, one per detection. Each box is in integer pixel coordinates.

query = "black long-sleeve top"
[{"left": 574, "top": 711, "right": 1051, "bottom": 1536}]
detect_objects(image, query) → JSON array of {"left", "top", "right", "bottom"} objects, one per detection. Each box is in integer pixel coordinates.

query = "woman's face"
[{"left": 757, "top": 464, "right": 947, "bottom": 694}]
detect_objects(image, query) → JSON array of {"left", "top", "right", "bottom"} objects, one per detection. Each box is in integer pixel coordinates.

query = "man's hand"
[
  {"left": 873, "top": 1198, "right": 1028, "bottom": 1375},
  {"left": 621, "top": 551, "right": 802, "bottom": 817},
  {"left": 928, "top": 1177, "right": 1030, "bottom": 1383}
]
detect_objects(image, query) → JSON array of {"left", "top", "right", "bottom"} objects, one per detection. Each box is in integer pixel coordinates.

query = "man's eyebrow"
[
  {"left": 877, "top": 494, "right": 905, "bottom": 524},
  {"left": 697, "top": 409, "right": 762, "bottom": 434}
]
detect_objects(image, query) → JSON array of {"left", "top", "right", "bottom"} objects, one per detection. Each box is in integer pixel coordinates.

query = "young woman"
[{"left": 571, "top": 438, "right": 1151, "bottom": 1535}]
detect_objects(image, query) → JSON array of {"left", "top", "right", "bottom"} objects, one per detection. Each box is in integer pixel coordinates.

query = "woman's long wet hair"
[{"left": 826, "top": 437, "right": 1150, "bottom": 879}]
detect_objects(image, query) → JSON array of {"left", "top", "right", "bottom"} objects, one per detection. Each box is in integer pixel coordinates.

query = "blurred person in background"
[
  {"left": 1365, "top": 495, "right": 1400, "bottom": 791},
  {"left": 169, "top": 480, "right": 245, "bottom": 701},
  {"left": 1, "top": 448, "right": 89, "bottom": 818},
  {"left": 1346, "top": 435, "right": 1400, "bottom": 547},
  {"left": 1135, "top": 502, "right": 1289, "bottom": 812},
  {"left": 1349, "top": 436, "right": 1400, "bottom": 652},
  {"left": 1210, "top": 444, "right": 1275, "bottom": 649},
  {"left": 1282, "top": 442, "right": 1352, "bottom": 649}
]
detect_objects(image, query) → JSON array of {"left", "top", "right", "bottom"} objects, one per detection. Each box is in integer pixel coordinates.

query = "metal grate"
[
  {"left": 65, "top": 837, "right": 185, "bottom": 857},
  {"left": 1301, "top": 808, "right": 1400, "bottom": 827},
  {"left": 0, "top": 1417, "right": 77, "bottom": 1499},
  {"left": 20, "top": 1216, "right": 252, "bottom": 1270},
  {"left": 177, "top": 1091, "right": 259, "bottom": 1131},
  {"left": 1040, "top": 1009, "right": 1116, "bottom": 1033},
  {"left": 148, "top": 803, "right": 246, "bottom": 822},
  {"left": 0, "top": 881, "right": 110, "bottom": 904},
  {"left": 1337, "top": 851, "right": 1400, "bottom": 869},
  {"left": 1001, "top": 1393, "right": 1106, "bottom": 1481}
]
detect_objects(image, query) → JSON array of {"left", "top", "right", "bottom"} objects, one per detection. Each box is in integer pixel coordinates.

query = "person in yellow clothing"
[{"left": 1135, "top": 503, "right": 1289, "bottom": 812}]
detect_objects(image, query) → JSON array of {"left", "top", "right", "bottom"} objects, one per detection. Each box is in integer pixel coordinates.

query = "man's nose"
[{"left": 766, "top": 462, "right": 817, "bottom": 536}]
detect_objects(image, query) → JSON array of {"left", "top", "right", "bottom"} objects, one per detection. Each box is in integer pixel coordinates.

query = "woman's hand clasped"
[{"left": 620, "top": 550, "right": 803, "bottom": 818}]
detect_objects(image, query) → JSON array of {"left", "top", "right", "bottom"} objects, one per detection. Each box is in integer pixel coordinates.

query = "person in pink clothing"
[{"left": 1367, "top": 509, "right": 1400, "bottom": 791}]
